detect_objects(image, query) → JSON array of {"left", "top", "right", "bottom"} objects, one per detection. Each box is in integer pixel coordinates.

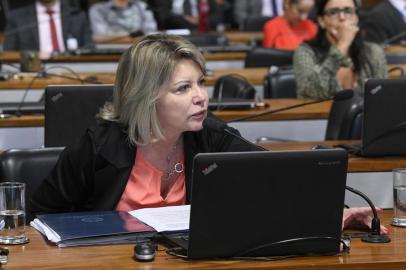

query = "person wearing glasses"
[
  {"left": 262, "top": 0, "right": 317, "bottom": 50},
  {"left": 293, "top": 0, "right": 387, "bottom": 99}
]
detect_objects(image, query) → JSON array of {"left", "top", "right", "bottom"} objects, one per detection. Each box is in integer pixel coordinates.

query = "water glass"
[
  {"left": 0, "top": 182, "right": 29, "bottom": 244},
  {"left": 392, "top": 169, "right": 406, "bottom": 227}
]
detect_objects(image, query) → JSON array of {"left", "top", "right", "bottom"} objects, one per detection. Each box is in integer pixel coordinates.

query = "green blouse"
[{"left": 293, "top": 42, "right": 387, "bottom": 99}]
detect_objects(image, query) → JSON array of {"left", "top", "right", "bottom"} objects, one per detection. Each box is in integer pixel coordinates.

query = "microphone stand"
[{"left": 345, "top": 185, "right": 390, "bottom": 243}]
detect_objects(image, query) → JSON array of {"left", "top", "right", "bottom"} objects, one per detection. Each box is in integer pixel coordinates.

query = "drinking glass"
[
  {"left": 0, "top": 182, "right": 29, "bottom": 244},
  {"left": 392, "top": 169, "right": 406, "bottom": 227}
]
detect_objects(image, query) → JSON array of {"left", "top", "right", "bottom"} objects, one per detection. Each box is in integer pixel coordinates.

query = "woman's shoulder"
[
  {"left": 87, "top": 120, "right": 127, "bottom": 148},
  {"left": 294, "top": 43, "right": 316, "bottom": 58},
  {"left": 363, "top": 41, "right": 385, "bottom": 54}
]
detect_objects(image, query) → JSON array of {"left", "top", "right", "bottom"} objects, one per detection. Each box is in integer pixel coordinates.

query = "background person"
[
  {"left": 364, "top": 0, "right": 406, "bottom": 44},
  {"left": 263, "top": 0, "right": 317, "bottom": 50},
  {"left": 293, "top": 0, "right": 387, "bottom": 99},
  {"left": 3, "top": 0, "right": 93, "bottom": 53},
  {"left": 89, "top": 0, "right": 157, "bottom": 38}
]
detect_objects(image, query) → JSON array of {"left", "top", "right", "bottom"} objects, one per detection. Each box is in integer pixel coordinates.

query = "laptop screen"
[
  {"left": 186, "top": 149, "right": 348, "bottom": 259},
  {"left": 362, "top": 78, "right": 406, "bottom": 156}
]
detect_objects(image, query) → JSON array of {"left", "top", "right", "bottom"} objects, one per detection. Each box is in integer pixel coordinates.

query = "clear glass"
[
  {"left": 392, "top": 169, "right": 406, "bottom": 227},
  {"left": 0, "top": 182, "right": 29, "bottom": 244}
]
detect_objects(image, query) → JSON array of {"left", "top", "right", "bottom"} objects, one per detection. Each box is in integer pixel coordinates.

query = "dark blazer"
[
  {"left": 3, "top": 1, "right": 93, "bottom": 51},
  {"left": 364, "top": 1, "right": 406, "bottom": 44},
  {"left": 147, "top": 0, "right": 225, "bottom": 30},
  {"left": 30, "top": 115, "right": 261, "bottom": 217}
]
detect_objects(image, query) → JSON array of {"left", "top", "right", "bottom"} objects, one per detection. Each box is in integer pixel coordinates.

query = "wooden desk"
[
  {"left": 1, "top": 211, "right": 404, "bottom": 270},
  {"left": 0, "top": 51, "right": 246, "bottom": 63},
  {"left": 0, "top": 68, "right": 267, "bottom": 90},
  {"left": 261, "top": 140, "right": 406, "bottom": 172},
  {"left": 1, "top": 63, "right": 403, "bottom": 91},
  {"left": 0, "top": 99, "right": 332, "bottom": 128}
]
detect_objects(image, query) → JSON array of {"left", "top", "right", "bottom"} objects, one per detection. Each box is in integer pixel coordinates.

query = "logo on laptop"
[
  {"left": 318, "top": 160, "right": 341, "bottom": 166},
  {"left": 51, "top": 93, "right": 63, "bottom": 102},
  {"left": 202, "top": 163, "right": 218, "bottom": 175},
  {"left": 370, "top": 85, "right": 382, "bottom": 95}
]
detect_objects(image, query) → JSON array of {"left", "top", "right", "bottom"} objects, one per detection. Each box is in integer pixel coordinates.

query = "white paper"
[
  {"left": 129, "top": 205, "right": 190, "bottom": 232},
  {"left": 30, "top": 218, "right": 61, "bottom": 243}
]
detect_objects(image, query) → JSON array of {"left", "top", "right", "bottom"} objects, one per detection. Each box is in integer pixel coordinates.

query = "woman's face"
[
  {"left": 318, "top": 0, "right": 358, "bottom": 35},
  {"left": 156, "top": 59, "right": 208, "bottom": 137},
  {"left": 285, "top": 0, "right": 315, "bottom": 25}
]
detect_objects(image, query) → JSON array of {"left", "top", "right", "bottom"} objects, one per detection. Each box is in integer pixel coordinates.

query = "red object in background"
[{"left": 198, "top": 1, "right": 209, "bottom": 32}]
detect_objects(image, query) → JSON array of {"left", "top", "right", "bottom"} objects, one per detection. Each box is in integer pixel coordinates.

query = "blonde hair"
[{"left": 99, "top": 34, "right": 206, "bottom": 145}]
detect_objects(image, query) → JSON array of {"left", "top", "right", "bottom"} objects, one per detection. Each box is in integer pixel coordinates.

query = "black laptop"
[
  {"left": 45, "top": 84, "right": 113, "bottom": 147},
  {"left": 343, "top": 78, "right": 406, "bottom": 156},
  {"left": 164, "top": 149, "right": 348, "bottom": 259}
]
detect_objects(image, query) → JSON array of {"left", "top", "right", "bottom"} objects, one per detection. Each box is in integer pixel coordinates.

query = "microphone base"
[{"left": 361, "top": 234, "right": 391, "bottom": 243}]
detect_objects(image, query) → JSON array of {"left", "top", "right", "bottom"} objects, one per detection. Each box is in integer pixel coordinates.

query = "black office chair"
[
  {"left": 263, "top": 68, "right": 297, "bottom": 98},
  {"left": 325, "top": 91, "right": 364, "bottom": 140},
  {"left": 243, "top": 16, "right": 272, "bottom": 31},
  {"left": 244, "top": 47, "right": 294, "bottom": 68},
  {"left": 44, "top": 84, "right": 113, "bottom": 147},
  {"left": 0, "top": 147, "right": 64, "bottom": 223},
  {"left": 212, "top": 74, "right": 256, "bottom": 99}
]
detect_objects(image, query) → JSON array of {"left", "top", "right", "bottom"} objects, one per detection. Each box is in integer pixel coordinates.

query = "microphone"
[
  {"left": 383, "top": 30, "right": 406, "bottom": 45},
  {"left": 227, "top": 90, "right": 355, "bottom": 123},
  {"left": 345, "top": 185, "right": 390, "bottom": 243},
  {"left": 203, "top": 117, "right": 268, "bottom": 151}
]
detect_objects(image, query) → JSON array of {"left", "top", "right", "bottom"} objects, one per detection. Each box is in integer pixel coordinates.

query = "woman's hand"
[
  {"left": 331, "top": 20, "right": 359, "bottom": 56},
  {"left": 342, "top": 207, "right": 389, "bottom": 234}
]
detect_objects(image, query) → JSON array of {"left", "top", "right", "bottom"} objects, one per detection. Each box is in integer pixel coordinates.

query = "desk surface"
[
  {"left": 0, "top": 51, "right": 246, "bottom": 63},
  {"left": 1, "top": 211, "right": 405, "bottom": 270},
  {"left": 0, "top": 99, "right": 332, "bottom": 128},
  {"left": 261, "top": 140, "right": 406, "bottom": 172},
  {"left": 1, "top": 63, "right": 403, "bottom": 90},
  {"left": 0, "top": 68, "right": 268, "bottom": 89}
]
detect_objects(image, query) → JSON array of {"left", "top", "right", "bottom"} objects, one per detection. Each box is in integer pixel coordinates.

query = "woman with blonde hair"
[{"left": 31, "top": 34, "right": 387, "bottom": 235}]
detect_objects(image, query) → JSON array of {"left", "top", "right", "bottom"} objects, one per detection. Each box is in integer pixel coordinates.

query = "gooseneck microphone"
[
  {"left": 227, "top": 90, "right": 355, "bottom": 123},
  {"left": 345, "top": 185, "right": 390, "bottom": 243},
  {"left": 203, "top": 117, "right": 268, "bottom": 151}
]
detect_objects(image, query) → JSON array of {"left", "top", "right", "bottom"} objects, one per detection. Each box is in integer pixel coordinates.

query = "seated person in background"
[
  {"left": 30, "top": 34, "right": 387, "bottom": 235},
  {"left": 3, "top": 0, "right": 93, "bottom": 53},
  {"left": 234, "top": 0, "right": 284, "bottom": 30},
  {"left": 364, "top": 0, "right": 406, "bottom": 44},
  {"left": 293, "top": 0, "right": 387, "bottom": 99},
  {"left": 89, "top": 0, "right": 157, "bottom": 39},
  {"left": 147, "top": 0, "right": 226, "bottom": 31},
  {"left": 263, "top": 0, "right": 317, "bottom": 50}
]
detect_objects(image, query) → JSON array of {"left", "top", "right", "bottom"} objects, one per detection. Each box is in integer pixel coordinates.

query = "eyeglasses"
[{"left": 323, "top": 7, "right": 356, "bottom": 17}]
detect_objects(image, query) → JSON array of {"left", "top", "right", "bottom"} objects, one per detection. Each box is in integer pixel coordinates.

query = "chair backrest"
[
  {"left": 325, "top": 91, "right": 364, "bottom": 140},
  {"left": 44, "top": 84, "right": 113, "bottom": 147},
  {"left": 212, "top": 74, "right": 256, "bottom": 99},
  {"left": 244, "top": 47, "right": 294, "bottom": 68},
  {"left": 243, "top": 16, "right": 272, "bottom": 31},
  {"left": 0, "top": 147, "right": 64, "bottom": 223},
  {"left": 263, "top": 68, "right": 297, "bottom": 98}
]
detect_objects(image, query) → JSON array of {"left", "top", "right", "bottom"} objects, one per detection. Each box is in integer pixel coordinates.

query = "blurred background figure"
[
  {"left": 89, "top": 0, "right": 157, "bottom": 39},
  {"left": 147, "top": 0, "right": 229, "bottom": 31},
  {"left": 364, "top": 0, "right": 406, "bottom": 44},
  {"left": 263, "top": 0, "right": 317, "bottom": 50},
  {"left": 3, "top": 0, "right": 93, "bottom": 53},
  {"left": 293, "top": 0, "right": 387, "bottom": 99},
  {"left": 234, "top": 0, "right": 284, "bottom": 30}
]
